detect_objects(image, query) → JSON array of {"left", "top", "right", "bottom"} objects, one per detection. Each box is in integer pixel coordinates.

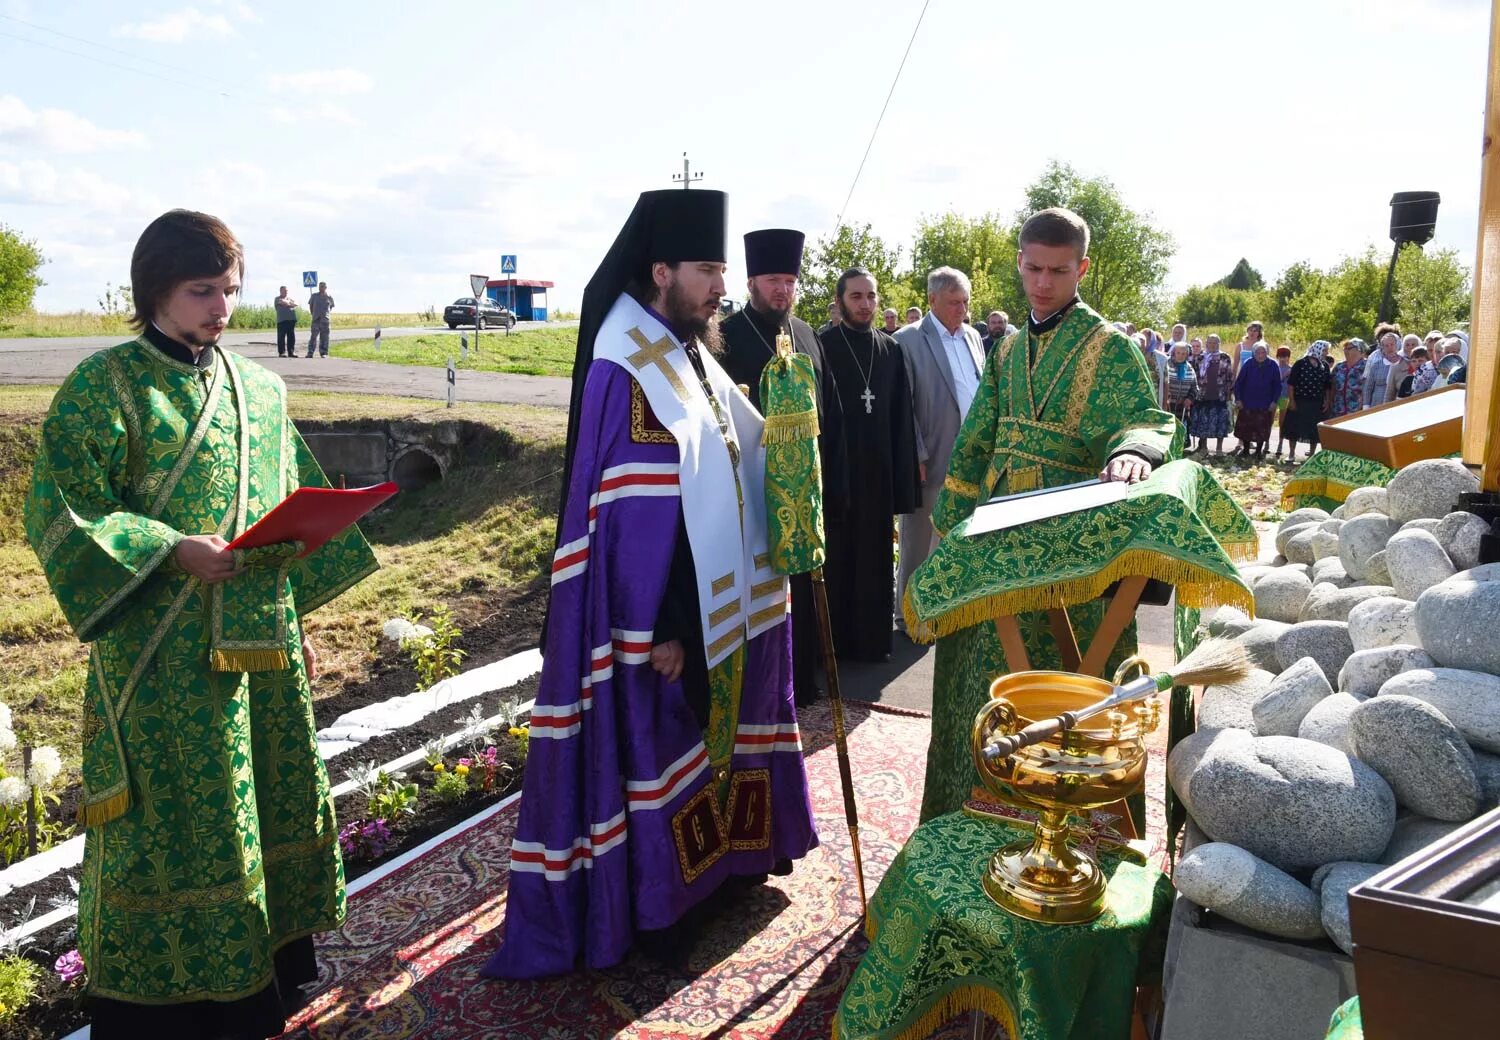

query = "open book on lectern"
[{"left": 964, "top": 478, "right": 1129, "bottom": 537}]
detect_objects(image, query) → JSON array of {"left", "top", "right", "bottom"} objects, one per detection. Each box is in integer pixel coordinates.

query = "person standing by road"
[
  {"left": 306, "top": 281, "right": 334, "bottom": 358},
  {"left": 274, "top": 285, "right": 298, "bottom": 357}
]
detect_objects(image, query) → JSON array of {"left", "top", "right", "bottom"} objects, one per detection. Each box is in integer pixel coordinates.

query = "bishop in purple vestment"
[{"left": 483, "top": 190, "right": 818, "bottom": 979}]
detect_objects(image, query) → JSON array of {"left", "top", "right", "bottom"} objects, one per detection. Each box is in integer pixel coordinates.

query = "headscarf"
[
  {"left": 1306, "top": 340, "right": 1331, "bottom": 361},
  {"left": 1171, "top": 341, "right": 1193, "bottom": 380}
]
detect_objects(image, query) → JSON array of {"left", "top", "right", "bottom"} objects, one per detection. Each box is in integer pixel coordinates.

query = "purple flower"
[
  {"left": 458, "top": 757, "right": 472, "bottom": 768},
  {"left": 55, "top": 949, "right": 84, "bottom": 982}
]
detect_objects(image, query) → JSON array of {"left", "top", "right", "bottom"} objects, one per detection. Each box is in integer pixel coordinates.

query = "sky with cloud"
[{"left": 0, "top": 0, "right": 1492, "bottom": 316}]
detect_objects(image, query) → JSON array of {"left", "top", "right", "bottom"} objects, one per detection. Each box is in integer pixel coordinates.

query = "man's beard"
[
  {"left": 664, "top": 280, "right": 724, "bottom": 355},
  {"left": 840, "top": 305, "right": 872, "bottom": 333},
  {"left": 748, "top": 286, "right": 790, "bottom": 324}
]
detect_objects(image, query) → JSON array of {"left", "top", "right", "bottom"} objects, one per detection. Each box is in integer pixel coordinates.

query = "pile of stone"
[{"left": 1169, "top": 458, "right": 1500, "bottom": 954}]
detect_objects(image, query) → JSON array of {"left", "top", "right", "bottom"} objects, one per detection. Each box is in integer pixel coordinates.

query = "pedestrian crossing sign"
[{"left": 302, "top": 271, "right": 317, "bottom": 288}]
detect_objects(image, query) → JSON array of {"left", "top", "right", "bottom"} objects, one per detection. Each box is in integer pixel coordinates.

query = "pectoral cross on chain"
[
  {"left": 626, "top": 328, "right": 688, "bottom": 402},
  {"left": 861, "top": 387, "right": 875, "bottom": 414}
]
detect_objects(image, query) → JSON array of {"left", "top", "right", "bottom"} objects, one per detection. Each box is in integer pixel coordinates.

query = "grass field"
[
  {"left": 0, "top": 310, "right": 441, "bottom": 338},
  {"left": 0, "top": 386, "right": 564, "bottom": 777},
  {"left": 332, "top": 327, "right": 577, "bottom": 378}
]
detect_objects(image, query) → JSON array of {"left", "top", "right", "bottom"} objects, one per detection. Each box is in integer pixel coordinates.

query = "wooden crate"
[
  {"left": 1317, "top": 384, "right": 1466, "bottom": 469},
  {"left": 1347, "top": 806, "right": 1500, "bottom": 1038}
]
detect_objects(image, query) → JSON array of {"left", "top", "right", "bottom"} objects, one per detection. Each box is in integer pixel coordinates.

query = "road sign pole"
[{"left": 447, "top": 358, "right": 456, "bottom": 408}]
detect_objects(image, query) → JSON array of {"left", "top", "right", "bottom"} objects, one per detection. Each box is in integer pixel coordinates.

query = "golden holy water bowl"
[{"left": 969, "top": 661, "right": 1160, "bottom": 925}]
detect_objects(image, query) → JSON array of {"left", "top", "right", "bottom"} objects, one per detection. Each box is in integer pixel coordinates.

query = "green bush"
[
  {"left": 0, "top": 954, "right": 39, "bottom": 1022},
  {"left": 433, "top": 770, "right": 469, "bottom": 804}
]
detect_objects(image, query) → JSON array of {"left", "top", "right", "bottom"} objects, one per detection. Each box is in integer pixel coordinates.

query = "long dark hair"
[{"left": 129, "top": 209, "right": 244, "bottom": 331}]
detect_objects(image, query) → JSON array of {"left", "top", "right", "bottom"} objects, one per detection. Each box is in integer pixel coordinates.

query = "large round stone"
[
  {"left": 1276, "top": 521, "right": 1319, "bottom": 558},
  {"left": 1300, "top": 583, "right": 1399, "bottom": 623},
  {"left": 1320, "top": 517, "right": 1346, "bottom": 533},
  {"left": 1190, "top": 735, "right": 1396, "bottom": 870},
  {"left": 1167, "top": 726, "right": 1253, "bottom": 815},
  {"left": 1298, "top": 692, "right": 1368, "bottom": 756},
  {"left": 1365, "top": 549, "right": 1393, "bottom": 587},
  {"left": 1255, "top": 569, "right": 1313, "bottom": 624},
  {"left": 1343, "top": 487, "right": 1389, "bottom": 519},
  {"left": 1438, "top": 511, "right": 1489, "bottom": 572},
  {"left": 1282, "top": 506, "right": 1333, "bottom": 530},
  {"left": 1310, "top": 530, "right": 1342, "bottom": 562},
  {"left": 1312, "top": 557, "right": 1354, "bottom": 589},
  {"left": 1381, "top": 815, "right": 1467, "bottom": 865},
  {"left": 1204, "top": 605, "right": 1252, "bottom": 637},
  {"left": 1347, "top": 596, "right": 1419, "bottom": 652},
  {"left": 1252, "top": 657, "right": 1334, "bottom": 737},
  {"left": 1339, "top": 514, "right": 1402, "bottom": 580},
  {"left": 1174, "top": 842, "right": 1325, "bottom": 941},
  {"left": 1284, "top": 528, "right": 1322, "bottom": 565},
  {"left": 1350, "top": 695, "right": 1481, "bottom": 821},
  {"left": 1235, "top": 620, "right": 1292, "bottom": 672},
  {"left": 1199, "top": 669, "right": 1273, "bottom": 733},
  {"left": 1415, "top": 564, "right": 1500, "bottom": 674},
  {"left": 1331, "top": 504, "right": 1348, "bottom": 519},
  {"left": 1378, "top": 668, "right": 1500, "bottom": 754},
  {"left": 1276, "top": 621, "right": 1355, "bottom": 685},
  {"left": 1386, "top": 458, "right": 1480, "bottom": 523},
  {"left": 1338, "top": 645, "right": 1437, "bottom": 697},
  {"left": 1319, "top": 861, "right": 1385, "bottom": 955},
  {"left": 1400, "top": 518, "right": 1447, "bottom": 538},
  {"left": 1476, "top": 751, "right": 1500, "bottom": 810},
  {"left": 1385, "top": 529, "right": 1456, "bottom": 601}
]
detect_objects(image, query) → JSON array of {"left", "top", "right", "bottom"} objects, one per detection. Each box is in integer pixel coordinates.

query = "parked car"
[{"left": 444, "top": 297, "right": 516, "bottom": 330}]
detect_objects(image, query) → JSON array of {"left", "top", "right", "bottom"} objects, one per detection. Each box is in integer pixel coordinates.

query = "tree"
[
  {"left": 1394, "top": 244, "right": 1470, "bottom": 335},
  {"left": 1267, "top": 261, "right": 1317, "bottom": 324},
  {"left": 1285, "top": 247, "right": 1386, "bottom": 343},
  {"left": 1216, "top": 258, "right": 1264, "bottom": 292},
  {"left": 999, "top": 160, "right": 1175, "bottom": 324},
  {"left": 907, "top": 211, "right": 1014, "bottom": 318},
  {"left": 795, "top": 222, "right": 915, "bottom": 325},
  {"left": 1174, "top": 284, "right": 1254, "bottom": 326},
  {"left": 0, "top": 224, "right": 45, "bottom": 317}
]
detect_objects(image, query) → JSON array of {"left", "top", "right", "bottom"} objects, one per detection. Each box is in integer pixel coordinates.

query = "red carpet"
[{"left": 284, "top": 700, "right": 1167, "bottom": 1039}]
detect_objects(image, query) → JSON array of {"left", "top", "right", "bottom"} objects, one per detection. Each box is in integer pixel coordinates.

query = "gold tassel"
[
  {"left": 1222, "top": 539, "right": 1260, "bottom": 563},
  {"left": 78, "top": 788, "right": 130, "bottom": 827},
  {"left": 761, "top": 409, "right": 820, "bottom": 444},
  {"left": 1280, "top": 476, "right": 1363, "bottom": 510},
  {"left": 904, "top": 550, "right": 1256, "bottom": 642},
  {"left": 210, "top": 648, "right": 291, "bottom": 672},
  {"left": 834, "top": 984, "right": 1021, "bottom": 1040}
]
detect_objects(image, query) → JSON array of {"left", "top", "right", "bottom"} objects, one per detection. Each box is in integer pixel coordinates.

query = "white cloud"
[
  {"left": 0, "top": 95, "right": 146, "bottom": 154},
  {"left": 114, "top": 7, "right": 234, "bottom": 44},
  {"left": 270, "top": 103, "right": 359, "bottom": 126},
  {"left": 267, "top": 70, "right": 374, "bottom": 96},
  {"left": 0, "top": 159, "right": 138, "bottom": 210}
]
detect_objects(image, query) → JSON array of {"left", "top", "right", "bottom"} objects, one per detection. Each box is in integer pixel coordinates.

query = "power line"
[
  {"left": 832, "top": 0, "right": 931, "bottom": 233},
  {"left": 0, "top": 13, "right": 235, "bottom": 83},
  {"left": 0, "top": 28, "right": 230, "bottom": 98}
]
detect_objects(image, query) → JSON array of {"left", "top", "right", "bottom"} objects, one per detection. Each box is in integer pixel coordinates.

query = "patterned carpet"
[{"left": 283, "top": 699, "right": 1168, "bottom": 1040}]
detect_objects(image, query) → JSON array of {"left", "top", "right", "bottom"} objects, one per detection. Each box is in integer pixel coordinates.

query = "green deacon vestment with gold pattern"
[
  {"left": 917, "top": 301, "right": 1180, "bottom": 822},
  {"left": 24, "top": 337, "right": 378, "bottom": 1005}
]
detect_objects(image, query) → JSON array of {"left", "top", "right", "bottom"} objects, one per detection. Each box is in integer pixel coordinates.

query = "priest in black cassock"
[
  {"left": 720, "top": 229, "right": 845, "bottom": 704},
  {"left": 817, "top": 267, "right": 920, "bottom": 662}
]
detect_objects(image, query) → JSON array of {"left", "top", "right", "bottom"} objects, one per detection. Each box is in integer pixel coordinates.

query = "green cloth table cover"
[
  {"left": 1281, "top": 449, "right": 1462, "bottom": 512},
  {"left": 903, "top": 459, "right": 1255, "bottom": 641},
  {"left": 833, "top": 812, "right": 1172, "bottom": 1040},
  {"left": 1325, "top": 996, "right": 1364, "bottom": 1039}
]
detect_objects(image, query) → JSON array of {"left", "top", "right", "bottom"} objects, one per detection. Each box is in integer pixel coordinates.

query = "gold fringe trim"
[
  {"left": 833, "top": 984, "right": 1020, "bottom": 1040},
  {"left": 1223, "top": 538, "right": 1260, "bottom": 563},
  {"left": 761, "top": 409, "right": 820, "bottom": 444},
  {"left": 1280, "top": 475, "right": 1362, "bottom": 510},
  {"left": 210, "top": 648, "right": 290, "bottom": 673},
  {"left": 79, "top": 788, "right": 130, "bottom": 828},
  {"left": 903, "top": 549, "right": 1255, "bottom": 643}
]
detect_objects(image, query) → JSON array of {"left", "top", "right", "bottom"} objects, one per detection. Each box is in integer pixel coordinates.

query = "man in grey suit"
[{"left": 895, "top": 266, "right": 986, "bottom": 631}]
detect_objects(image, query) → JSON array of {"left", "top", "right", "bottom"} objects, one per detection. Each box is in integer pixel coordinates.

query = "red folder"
[{"left": 227, "top": 482, "right": 397, "bottom": 557}]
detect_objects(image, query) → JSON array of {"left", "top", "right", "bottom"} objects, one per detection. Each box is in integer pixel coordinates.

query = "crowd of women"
[{"left": 1132, "top": 320, "right": 1470, "bottom": 463}]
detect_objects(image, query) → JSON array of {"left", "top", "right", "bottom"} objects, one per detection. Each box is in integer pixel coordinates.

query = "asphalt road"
[{"left": 0, "top": 324, "right": 572, "bottom": 408}]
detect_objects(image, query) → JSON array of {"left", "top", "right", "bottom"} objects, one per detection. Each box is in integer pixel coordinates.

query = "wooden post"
[{"left": 1466, "top": 0, "right": 1500, "bottom": 489}]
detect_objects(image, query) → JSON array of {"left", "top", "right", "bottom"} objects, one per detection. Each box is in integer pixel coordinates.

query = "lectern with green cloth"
[{"left": 1281, "top": 449, "right": 1464, "bottom": 512}]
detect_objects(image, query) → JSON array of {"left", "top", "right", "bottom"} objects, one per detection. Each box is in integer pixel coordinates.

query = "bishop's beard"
[{"left": 664, "top": 281, "right": 724, "bottom": 355}]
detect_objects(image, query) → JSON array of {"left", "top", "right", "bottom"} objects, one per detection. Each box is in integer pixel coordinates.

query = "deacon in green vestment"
[
  {"left": 23, "top": 211, "right": 378, "bottom": 1038},
  {"left": 917, "top": 207, "right": 1179, "bottom": 822}
]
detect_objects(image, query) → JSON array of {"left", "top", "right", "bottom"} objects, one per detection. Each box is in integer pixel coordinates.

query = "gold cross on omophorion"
[{"left": 626, "top": 328, "right": 688, "bottom": 401}]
